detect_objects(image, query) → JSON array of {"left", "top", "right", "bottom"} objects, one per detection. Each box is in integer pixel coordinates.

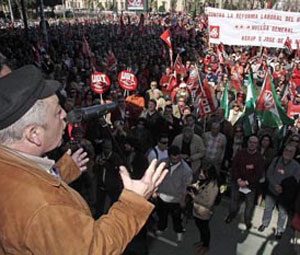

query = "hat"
[{"left": 0, "top": 65, "right": 61, "bottom": 130}]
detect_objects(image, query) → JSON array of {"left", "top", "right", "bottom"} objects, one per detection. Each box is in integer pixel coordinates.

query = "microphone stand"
[{"left": 97, "top": 116, "right": 127, "bottom": 164}]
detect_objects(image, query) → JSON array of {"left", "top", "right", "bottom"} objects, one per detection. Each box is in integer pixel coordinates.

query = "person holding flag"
[{"left": 159, "top": 66, "right": 177, "bottom": 96}]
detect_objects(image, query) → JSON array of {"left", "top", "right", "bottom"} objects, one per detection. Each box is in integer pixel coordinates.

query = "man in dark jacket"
[{"left": 225, "top": 135, "right": 264, "bottom": 230}]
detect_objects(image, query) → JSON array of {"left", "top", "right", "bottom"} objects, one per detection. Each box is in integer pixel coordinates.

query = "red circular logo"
[
  {"left": 263, "top": 90, "right": 275, "bottom": 110},
  {"left": 118, "top": 70, "right": 138, "bottom": 91},
  {"left": 90, "top": 72, "right": 110, "bottom": 94}
]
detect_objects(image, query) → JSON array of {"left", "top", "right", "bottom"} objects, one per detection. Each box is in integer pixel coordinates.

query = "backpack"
[{"left": 146, "top": 146, "right": 159, "bottom": 159}]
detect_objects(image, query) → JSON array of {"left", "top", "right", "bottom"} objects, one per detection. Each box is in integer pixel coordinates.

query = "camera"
[{"left": 187, "top": 186, "right": 198, "bottom": 194}]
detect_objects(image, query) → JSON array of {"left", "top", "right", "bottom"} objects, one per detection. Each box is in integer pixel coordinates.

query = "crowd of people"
[{"left": 1, "top": 10, "right": 300, "bottom": 255}]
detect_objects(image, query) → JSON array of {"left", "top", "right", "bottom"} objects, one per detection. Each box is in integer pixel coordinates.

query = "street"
[{"left": 148, "top": 198, "right": 296, "bottom": 255}]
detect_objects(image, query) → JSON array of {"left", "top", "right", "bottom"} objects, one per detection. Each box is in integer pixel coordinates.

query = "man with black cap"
[{"left": 0, "top": 65, "right": 168, "bottom": 255}]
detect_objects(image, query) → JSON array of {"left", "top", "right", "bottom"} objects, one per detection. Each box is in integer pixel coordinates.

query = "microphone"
[{"left": 67, "top": 102, "right": 117, "bottom": 123}]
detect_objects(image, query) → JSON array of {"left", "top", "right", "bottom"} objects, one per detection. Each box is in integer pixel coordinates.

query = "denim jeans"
[{"left": 262, "top": 194, "right": 287, "bottom": 232}]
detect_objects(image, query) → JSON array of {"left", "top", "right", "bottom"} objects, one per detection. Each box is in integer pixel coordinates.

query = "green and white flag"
[
  {"left": 220, "top": 81, "right": 229, "bottom": 119},
  {"left": 256, "top": 72, "right": 293, "bottom": 128},
  {"left": 240, "top": 74, "right": 256, "bottom": 136}
]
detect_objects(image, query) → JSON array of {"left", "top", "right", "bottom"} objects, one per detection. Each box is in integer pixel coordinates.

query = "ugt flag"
[{"left": 256, "top": 73, "right": 293, "bottom": 128}]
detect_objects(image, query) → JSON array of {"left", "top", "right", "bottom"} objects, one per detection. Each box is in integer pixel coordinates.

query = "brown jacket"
[{"left": 0, "top": 146, "right": 153, "bottom": 255}]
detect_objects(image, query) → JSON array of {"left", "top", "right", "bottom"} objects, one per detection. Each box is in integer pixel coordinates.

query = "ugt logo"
[
  {"left": 209, "top": 26, "right": 220, "bottom": 39},
  {"left": 263, "top": 90, "right": 275, "bottom": 110}
]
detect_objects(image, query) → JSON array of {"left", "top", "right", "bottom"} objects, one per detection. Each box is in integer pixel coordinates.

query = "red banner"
[
  {"left": 90, "top": 72, "right": 110, "bottom": 94},
  {"left": 118, "top": 70, "right": 138, "bottom": 91},
  {"left": 196, "top": 79, "right": 218, "bottom": 118}
]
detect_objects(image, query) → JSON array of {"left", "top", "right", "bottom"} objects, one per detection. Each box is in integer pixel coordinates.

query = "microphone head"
[
  {"left": 66, "top": 108, "right": 83, "bottom": 123},
  {"left": 66, "top": 102, "right": 117, "bottom": 123}
]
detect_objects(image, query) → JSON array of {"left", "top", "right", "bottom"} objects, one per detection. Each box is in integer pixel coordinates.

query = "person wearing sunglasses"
[{"left": 147, "top": 134, "right": 169, "bottom": 164}]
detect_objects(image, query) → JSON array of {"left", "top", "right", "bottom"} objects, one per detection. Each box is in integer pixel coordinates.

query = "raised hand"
[{"left": 119, "top": 159, "right": 168, "bottom": 199}]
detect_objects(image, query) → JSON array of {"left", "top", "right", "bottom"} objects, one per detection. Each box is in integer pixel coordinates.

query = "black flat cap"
[{"left": 0, "top": 65, "right": 61, "bottom": 130}]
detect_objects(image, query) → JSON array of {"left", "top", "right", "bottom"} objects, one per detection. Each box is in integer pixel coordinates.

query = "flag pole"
[{"left": 169, "top": 48, "right": 174, "bottom": 69}]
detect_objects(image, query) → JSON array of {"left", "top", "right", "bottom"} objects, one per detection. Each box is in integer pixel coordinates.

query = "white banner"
[{"left": 206, "top": 7, "right": 300, "bottom": 49}]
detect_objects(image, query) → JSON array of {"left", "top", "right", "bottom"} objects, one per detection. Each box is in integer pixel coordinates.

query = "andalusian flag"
[
  {"left": 256, "top": 73, "right": 293, "bottom": 128},
  {"left": 243, "top": 74, "right": 256, "bottom": 136},
  {"left": 220, "top": 81, "right": 229, "bottom": 119}
]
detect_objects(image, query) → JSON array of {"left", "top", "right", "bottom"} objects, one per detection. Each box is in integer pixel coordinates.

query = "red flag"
[
  {"left": 160, "top": 29, "right": 172, "bottom": 49},
  {"left": 284, "top": 37, "right": 292, "bottom": 55},
  {"left": 196, "top": 79, "right": 218, "bottom": 118},
  {"left": 174, "top": 55, "right": 187, "bottom": 76},
  {"left": 82, "top": 36, "right": 91, "bottom": 57},
  {"left": 160, "top": 29, "right": 173, "bottom": 67}
]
